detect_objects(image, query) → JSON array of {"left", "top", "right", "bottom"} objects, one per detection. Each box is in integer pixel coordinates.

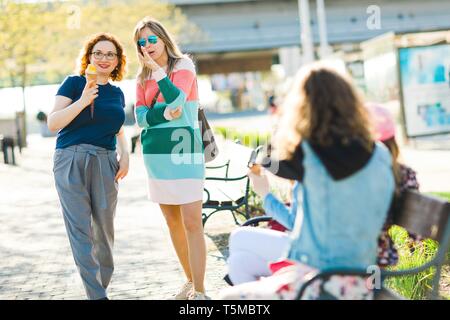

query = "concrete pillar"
[
  {"left": 316, "top": 0, "right": 333, "bottom": 58},
  {"left": 279, "top": 47, "right": 302, "bottom": 77},
  {"left": 298, "top": 0, "right": 315, "bottom": 64}
]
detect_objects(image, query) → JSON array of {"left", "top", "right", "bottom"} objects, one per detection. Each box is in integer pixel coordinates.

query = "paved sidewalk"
[
  {"left": 0, "top": 134, "right": 236, "bottom": 300},
  {"left": 1, "top": 124, "right": 449, "bottom": 300}
]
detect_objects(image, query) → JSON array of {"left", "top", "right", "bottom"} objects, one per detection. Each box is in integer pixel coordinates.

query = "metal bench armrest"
[
  {"left": 205, "top": 175, "right": 248, "bottom": 182},
  {"left": 296, "top": 269, "right": 369, "bottom": 300},
  {"left": 296, "top": 258, "right": 444, "bottom": 300},
  {"left": 206, "top": 160, "right": 230, "bottom": 170},
  {"left": 242, "top": 216, "right": 273, "bottom": 226}
]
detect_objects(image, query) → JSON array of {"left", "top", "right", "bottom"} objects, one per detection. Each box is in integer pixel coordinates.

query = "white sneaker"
[
  {"left": 187, "top": 290, "right": 211, "bottom": 300},
  {"left": 174, "top": 281, "right": 193, "bottom": 300}
]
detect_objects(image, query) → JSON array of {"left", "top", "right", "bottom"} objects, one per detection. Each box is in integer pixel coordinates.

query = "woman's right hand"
[
  {"left": 169, "top": 106, "right": 182, "bottom": 119},
  {"left": 79, "top": 80, "right": 98, "bottom": 108},
  {"left": 248, "top": 166, "right": 270, "bottom": 199},
  {"left": 164, "top": 106, "right": 182, "bottom": 120}
]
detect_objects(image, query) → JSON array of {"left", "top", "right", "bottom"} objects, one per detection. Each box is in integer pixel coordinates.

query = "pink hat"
[{"left": 366, "top": 103, "right": 396, "bottom": 141}]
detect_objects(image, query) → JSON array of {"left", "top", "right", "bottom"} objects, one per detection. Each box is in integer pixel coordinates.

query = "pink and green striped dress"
[{"left": 135, "top": 56, "right": 204, "bottom": 205}]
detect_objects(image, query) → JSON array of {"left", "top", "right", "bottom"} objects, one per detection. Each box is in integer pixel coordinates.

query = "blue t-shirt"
[{"left": 55, "top": 75, "right": 125, "bottom": 150}]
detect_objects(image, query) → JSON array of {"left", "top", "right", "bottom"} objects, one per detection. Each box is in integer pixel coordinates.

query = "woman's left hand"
[
  {"left": 248, "top": 167, "right": 270, "bottom": 199},
  {"left": 139, "top": 47, "right": 160, "bottom": 71},
  {"left": 115, "top": 153, "right": 129, "bottom": 182}
]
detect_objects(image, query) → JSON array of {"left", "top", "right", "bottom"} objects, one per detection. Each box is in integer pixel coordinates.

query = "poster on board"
[{"left": 398, "top": 44, "right": 450, "bottom": 137}]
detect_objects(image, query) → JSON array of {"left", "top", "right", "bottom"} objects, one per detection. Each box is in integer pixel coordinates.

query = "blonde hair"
[
  {"left": 274, "top": 63, "right": 374, "bottom": 160},
  {"left": 133, "top": 17, "right": 184, "bottom": 86}
]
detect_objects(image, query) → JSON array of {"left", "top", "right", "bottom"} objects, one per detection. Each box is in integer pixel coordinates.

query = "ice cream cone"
[
  {"left": 85, "top": 64, "right": 97, "bottom": 119},
  {"left": 249, "top": 164, "right": 262, "bottom": 175}
]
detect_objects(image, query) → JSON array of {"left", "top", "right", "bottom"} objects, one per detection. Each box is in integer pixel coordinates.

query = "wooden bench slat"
[{"left": 394, "top": 190, "right": 450, "bottom": 241}]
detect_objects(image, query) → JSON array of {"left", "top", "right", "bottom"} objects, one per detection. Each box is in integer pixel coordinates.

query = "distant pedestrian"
[
  {"left": 268, "top": 93, "right": 277, "bottom": 115},
  {"left": 366, "top": 103, "right": 421, "bottom": 267}
]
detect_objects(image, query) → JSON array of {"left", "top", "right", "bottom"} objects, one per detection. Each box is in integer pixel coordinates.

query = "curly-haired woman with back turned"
[{"left": 221, "top": 63, "right": 395, "bottom": 300}]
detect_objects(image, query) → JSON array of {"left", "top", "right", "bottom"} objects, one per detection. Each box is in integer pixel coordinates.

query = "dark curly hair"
[
  {"left": 275, "top": 63, "right": 374, "bottom": 160},
  {"left": 78, "top": 33, "right": 126, "bottom": 81}
]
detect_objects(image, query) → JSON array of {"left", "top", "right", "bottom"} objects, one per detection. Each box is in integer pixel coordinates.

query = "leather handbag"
[
  {"left": 194, "top": 78, "right": 218, "bottom": 162},
  {"left": 198, "top": 105, "right": 219, "bottom": 163}
]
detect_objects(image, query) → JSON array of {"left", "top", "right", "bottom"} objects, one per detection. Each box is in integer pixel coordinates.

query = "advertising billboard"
[{"left": 398, "top": 44, "right": 450, "bottom": 137}]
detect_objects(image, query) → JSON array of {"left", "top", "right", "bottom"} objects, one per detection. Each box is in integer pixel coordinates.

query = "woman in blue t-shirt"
[{"left": 47, "top": 33, "right": 128, "bottom": 300}]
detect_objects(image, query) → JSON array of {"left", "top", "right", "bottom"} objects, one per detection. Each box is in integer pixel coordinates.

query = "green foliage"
[
  {"left": 214, "top": 126, "right": 271, "bottom": 148},
  {"left": 0, "top": 1, "right": 59, "bottom": 88},
  {"left": 385, "top": 226, "right": 440, "bottom": 299},
  {"left": 0, "top": 0, "right": 202, "bottom": 88},
  {"left": 429, "top": 192, "right": 450, "bottom": 201}
]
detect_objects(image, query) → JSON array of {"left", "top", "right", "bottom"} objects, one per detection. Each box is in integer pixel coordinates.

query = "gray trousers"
[{"left": 53, "top": 143, "right": 119, "bottom": 300}]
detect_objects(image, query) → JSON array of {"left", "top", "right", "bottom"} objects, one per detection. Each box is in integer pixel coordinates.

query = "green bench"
[{"left": 202, "top": 146, "right": 262, "bottom": 226}]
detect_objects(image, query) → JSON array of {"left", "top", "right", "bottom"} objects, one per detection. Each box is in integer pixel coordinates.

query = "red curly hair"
[{"left": 78, "top": 33, "right": 126, "bottom": 81}]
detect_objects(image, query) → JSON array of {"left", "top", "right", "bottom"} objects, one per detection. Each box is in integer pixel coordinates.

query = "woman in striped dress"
[{"left": 133, "top": 17, "right": 208, "bottom": 300}]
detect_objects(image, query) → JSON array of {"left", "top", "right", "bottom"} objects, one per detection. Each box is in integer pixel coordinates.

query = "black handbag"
[{"left": 198, "top": 106, "right": 219, "bottom": 163}]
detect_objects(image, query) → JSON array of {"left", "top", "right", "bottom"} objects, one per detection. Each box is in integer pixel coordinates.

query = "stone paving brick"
[{"left": 0, "top": 135, "right": 238, "bottom": 300}]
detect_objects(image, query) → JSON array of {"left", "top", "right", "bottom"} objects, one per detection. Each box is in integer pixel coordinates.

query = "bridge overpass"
[{"left": 166, "top": 0, "right": 450, "bottom": 74}]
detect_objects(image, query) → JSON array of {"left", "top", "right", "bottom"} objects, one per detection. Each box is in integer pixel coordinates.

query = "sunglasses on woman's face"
[{"left": 137, "top": 35, "right": 158, "bottom": 47}]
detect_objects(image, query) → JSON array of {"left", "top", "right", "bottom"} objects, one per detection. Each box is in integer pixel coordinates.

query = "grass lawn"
[{"left": 386, "top": 192, "right": 450, "bottom": 300}]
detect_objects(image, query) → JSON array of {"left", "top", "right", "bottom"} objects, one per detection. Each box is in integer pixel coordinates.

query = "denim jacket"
[{"left": 263, "top": 141, "right": 395, "bottom": 271}]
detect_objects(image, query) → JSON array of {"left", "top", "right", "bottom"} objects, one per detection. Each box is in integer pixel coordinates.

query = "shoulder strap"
[{"left": 149, "top": 89, "right": 160, "bottom": 109}]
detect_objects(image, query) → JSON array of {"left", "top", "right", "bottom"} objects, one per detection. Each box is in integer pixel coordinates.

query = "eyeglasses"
[
  {"left": 137, "top": 35, "right": 158, "bottom": 47},
  {"left": 91, "top": 51, "right": 118, "bottom": 61}
]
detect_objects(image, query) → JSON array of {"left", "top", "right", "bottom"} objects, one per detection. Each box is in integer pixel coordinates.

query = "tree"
[
  {"left": 52, "top": 0, "right": 202, "bottom": 80},
  {"left": 0, "top": 0, "right": 203, "bottom": 87},
  {"left": 0, "top": 1, "right": 64, "bottom": 142},
  {"left": 0, "top": 0, "right": 202, "bottom": 143}
]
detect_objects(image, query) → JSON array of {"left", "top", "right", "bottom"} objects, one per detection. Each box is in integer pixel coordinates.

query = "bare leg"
[
  {"left": 180, "top": 200, "right": 206, "bottom": 293},
  {"left": 159, "top": 204, "right": 192, "bottom": 282}
]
